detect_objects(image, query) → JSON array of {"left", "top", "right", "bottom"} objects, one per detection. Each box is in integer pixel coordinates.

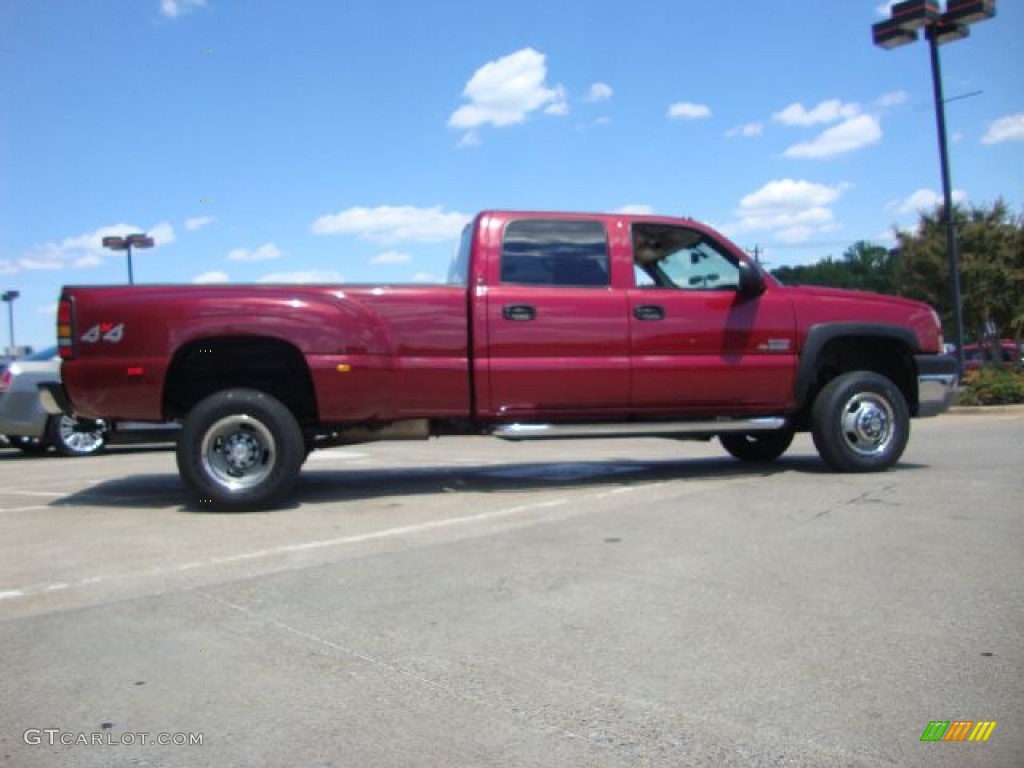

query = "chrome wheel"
[
  {"left": 839, "top": 393, "right": 894, "bottom": 458},
  {"left": 49, "top": 415, "right": 107, "bottom": 456},
  {"left": 200, "top": 414, "right": 277, "bottom": 492},
  {"left": 811, "top": 371, "right": 909, "bottom": 473}
]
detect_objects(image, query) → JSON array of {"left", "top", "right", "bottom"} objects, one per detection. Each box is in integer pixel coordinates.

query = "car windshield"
[{"left": 24, "top": 346, "right": 58, "bottom": 362}]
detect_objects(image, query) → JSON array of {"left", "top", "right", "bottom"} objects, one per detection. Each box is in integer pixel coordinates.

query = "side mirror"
[{"left": 738, "top": 261, "right": 766, "bottom": 297}]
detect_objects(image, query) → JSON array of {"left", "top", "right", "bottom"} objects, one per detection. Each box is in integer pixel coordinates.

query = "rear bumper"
[
  {"left": 39, "top": 382, "right": 73, "bottom": 416},
  {"left": 915, "top": 354, "right": 958, "bottom": 417}
]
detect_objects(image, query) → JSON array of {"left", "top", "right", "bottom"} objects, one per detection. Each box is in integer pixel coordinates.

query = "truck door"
[
  {"left": 627, "top": 222, "right": 796, "bottom": 412},
  {"left": 482, "top": 217, "right": 630, "bottom": 419}
]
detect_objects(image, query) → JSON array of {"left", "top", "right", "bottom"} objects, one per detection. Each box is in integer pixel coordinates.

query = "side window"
[
  {"left": 632, "top": 224, "right": 740, "bottom": 291},
  {"left": 500, "top": 219, "right": 609, "bottom": 287},
  {"left": 446, "top": 223, "right": 474, "bottom": 286}
]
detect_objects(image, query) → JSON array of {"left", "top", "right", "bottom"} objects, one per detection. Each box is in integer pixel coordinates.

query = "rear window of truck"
[{"left": 500, "top": 219, "right": 609, "bottom": 288}]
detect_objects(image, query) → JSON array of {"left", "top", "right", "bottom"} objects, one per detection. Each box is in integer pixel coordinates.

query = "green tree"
[
  {"left": 892, "top": 199, "right": 1024, "bottom": 343},
  {"left": 771, "top": 240, "right": 896, "bottom": 294}
]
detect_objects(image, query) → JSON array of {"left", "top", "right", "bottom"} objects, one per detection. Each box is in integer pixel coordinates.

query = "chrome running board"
[{"left": 493, "top": 417, "right": 787, "bottom": 441}]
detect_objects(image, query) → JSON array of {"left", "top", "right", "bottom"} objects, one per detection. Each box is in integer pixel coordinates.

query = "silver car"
[{"left": 0, "top": 347, "right": 109, "bottom": 456}]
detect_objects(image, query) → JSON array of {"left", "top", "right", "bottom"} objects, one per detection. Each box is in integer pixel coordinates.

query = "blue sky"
[{"left": 2, "top": 0, "right": 1022, "bottom": 350}]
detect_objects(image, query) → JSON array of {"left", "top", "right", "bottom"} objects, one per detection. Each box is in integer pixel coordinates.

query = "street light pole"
[
  {"left": 101, "top": 233, "right": 155, "bottom": 284},
  {"left": 2, "top": 290, "right": 19, "bottom": 356},
  {"left": 926, "top": 25, "right": 966, "bottom": 375},
  {"left": 872, "top": 0, "right": 997, "bottom": 377}
]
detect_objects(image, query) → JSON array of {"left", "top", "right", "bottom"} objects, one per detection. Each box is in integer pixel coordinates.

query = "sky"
[{"left": 2, "top": 0, "right": 1022, "bottom": 351}]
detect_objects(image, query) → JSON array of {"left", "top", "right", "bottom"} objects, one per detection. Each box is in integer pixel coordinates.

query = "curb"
[{"left": 948, "top": 403, "right": 1024, "bottom": 415}]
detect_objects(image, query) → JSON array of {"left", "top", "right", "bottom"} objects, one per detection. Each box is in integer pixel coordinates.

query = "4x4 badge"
[{"left": 80, "top": 323, "right": 125, "bottom": 344}]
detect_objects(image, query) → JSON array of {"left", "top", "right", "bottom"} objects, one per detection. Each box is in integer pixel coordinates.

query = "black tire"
[
  {"left": 47, "top": 415, "right": 108, "bottom": 457},
  {"left": 811, "top": 371, "right": 909, "bottom": 472},
  {"left": 12, "top": 435, "right": 51, "bottom": 455},
  {"left": 720, "top": 429, "right": 794, "bottom": 463},
  {"left": 176, "top": 388, "right": 304, "bottom": 511}
]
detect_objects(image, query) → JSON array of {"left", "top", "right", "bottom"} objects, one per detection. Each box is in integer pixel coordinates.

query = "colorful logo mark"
[{"left": 921, "top": 720, "right": 997, "bottom": 742}]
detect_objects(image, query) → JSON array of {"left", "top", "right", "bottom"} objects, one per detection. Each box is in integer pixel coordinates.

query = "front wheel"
[
  {"left": 48, "top": 415, "right": 107, "bottom": 457},
  {"left": 176, "top": 389, "right": 305, "bottom": 511},
  {"left": 720, "top": 429, "right": 794, "bottom": 463},
  {"left": 811, "top": 371, "right": 909, "bottom": 472}
]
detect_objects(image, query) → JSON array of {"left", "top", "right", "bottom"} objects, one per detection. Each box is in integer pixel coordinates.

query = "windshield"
[{"left": 25, "top": 346, "right": 59, "bottom": 361}]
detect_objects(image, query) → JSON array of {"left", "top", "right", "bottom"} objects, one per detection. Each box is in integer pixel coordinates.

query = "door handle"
[
  {"left": 503, "top": 304, "right": 537, "bottom": 321},
  {"left": 633, "top": 304, "right": 665, "bottom": 321}
]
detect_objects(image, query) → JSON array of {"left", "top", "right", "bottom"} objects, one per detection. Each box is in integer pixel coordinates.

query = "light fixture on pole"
[
  {"left": 2, "top": 289, "right": 19, "bottom": 357},
  {"left": 872, "top": 0, "right": 996, "bottom": 376},
  {"left": 101, "top": 233, "right": 155, "bottom": 284}
]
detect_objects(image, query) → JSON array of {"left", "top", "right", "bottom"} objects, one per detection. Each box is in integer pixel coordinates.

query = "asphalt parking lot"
[{"left": 1, "top": 409, "right": 1022, "bottom": 767}]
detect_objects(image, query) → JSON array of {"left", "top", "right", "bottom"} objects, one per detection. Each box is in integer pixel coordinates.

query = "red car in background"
[{"left": 962, "top": 339, "right": 1023, "bottom": 372}]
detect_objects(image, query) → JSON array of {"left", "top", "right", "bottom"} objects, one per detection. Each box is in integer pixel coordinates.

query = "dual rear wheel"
[{"left": 176, "top": 388, "right": 305, "bottom": 510}]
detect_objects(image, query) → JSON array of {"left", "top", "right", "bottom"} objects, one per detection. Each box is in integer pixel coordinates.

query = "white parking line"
[
  {"left": 0, "top": 505, "right": 50, "bottom": 515},
  {"left": 305, "top": 450, "right": 369, "bottom": 462},
  {"left": 1, "top": 497, "right": 570, "bottom": 600}
]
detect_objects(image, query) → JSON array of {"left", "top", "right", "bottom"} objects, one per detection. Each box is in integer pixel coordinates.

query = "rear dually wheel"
[{"left": 176, "top": 388, "right": 305, "bottom": 511}]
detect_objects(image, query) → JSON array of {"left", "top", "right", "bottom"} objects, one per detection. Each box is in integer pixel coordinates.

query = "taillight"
[
  {"left": 0, "top": 369, "right": 11, "bottom": 393},
  {"left": 57, "top": 296, "right": 75, "bottom": 360}
]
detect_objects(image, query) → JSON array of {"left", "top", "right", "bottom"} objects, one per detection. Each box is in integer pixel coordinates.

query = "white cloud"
[
  {"left": 370, "top": 251, "right": 412, "bottom": 265},
  {"left": 668, "top": 102, "right": 711, "bottom": 120},
  {"left": 544, "top": 86, "right": 569, "bottom": 115},
  {"left": 729, "top": 179, "right": 852, "bottom": 242},
  {"left": 185, "top": 216, "right": 215, "bottom": 231},
  {"left": 448, "top": 48, "right": 566, "bottom": 135},
  {"left": 311, "top": 205, "right": 471, "bottom": 244},
  {"left": 615, "top": 205, "right": 656, "bottom": 215},
  {"left": 876, "top": 90, "right": 909, "bottom": 108},
  {"left": 193, "top": 270, "right": 230, "bottom": 284},
  {"left": 982, "top": 113, "right": 1024, "bottom": 145},
  {"left": 37, "top": 303, "right": 58, "bottom": 316},
  {"left": 12, "top": 222, "right": 172, "bottom": 274},
  {"left": 773, "top": 99, "right": 861, "bottom": 126},
  {"left": 227, "top": 243, "right": 283, "bottom": 262},
  {"left": 774, "top": 226, "right": 818, "bottom": 244},
  {"left": 149, "top": 221, "right": 176, "bottom": 246},
  {"left": 258, "top": 270, "right": 345, "bottom": 284},
  {"left": 876, "top": 1, "right": 897, "bottom": 16},
  {"left": 412, "top": 272, "right": 442, "bottom": 283},
  {"left": 73, "top": 254, "right": 103, "bottom": 269},
  {"left": 783, "top": 115, "right": 882, "bottom": 159},
  {"left": 740, "top": 179, "right": 849, "bottom": 211},
  {"left": 891, "top": 188, "right": 968, "bottom": 216},
  {"left": 586, "top": 83, "right": 613, "bottom": 103},
  {"left": 160, "top": 0, "right": 206, "bottom": 19},
  {"left": 727, "top": 122, "right": 763, "bottom": 138}
]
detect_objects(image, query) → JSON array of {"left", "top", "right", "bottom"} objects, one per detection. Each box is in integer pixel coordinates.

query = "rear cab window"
[{"left": 500, "top": 219, "right": 610, "bottom": 288}]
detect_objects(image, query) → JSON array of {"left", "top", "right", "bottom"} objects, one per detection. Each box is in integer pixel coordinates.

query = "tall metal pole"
[
  {"left": 927, "top": 28, "right": 966, "bottom": 376},
  {"left": 126, "top": 242, "right": 135, "bottom": 284},
  {"left": 5, "top": 299, "right": 13, "bottom": 352}
]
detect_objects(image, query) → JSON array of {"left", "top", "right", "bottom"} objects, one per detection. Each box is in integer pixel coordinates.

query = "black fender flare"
[{"left": 794, "top": 323, "right": 920, "bottom": 409}]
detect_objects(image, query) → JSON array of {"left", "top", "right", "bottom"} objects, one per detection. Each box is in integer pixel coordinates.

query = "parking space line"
[
  {"left": 0, "top": 505, "right": 50, "bottom": 515},
  {"left": 1, "top": 497, "right": 571, "bottom": 600}
]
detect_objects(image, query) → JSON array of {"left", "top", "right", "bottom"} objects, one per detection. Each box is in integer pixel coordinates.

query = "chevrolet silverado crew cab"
[{"left": 43, "top": 210, "right": 958, "bottom": 510}]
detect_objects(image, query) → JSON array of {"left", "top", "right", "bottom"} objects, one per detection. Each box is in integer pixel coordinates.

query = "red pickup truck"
[{"left": 43, "top": 210, "right": 958, "bottom": 509}]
